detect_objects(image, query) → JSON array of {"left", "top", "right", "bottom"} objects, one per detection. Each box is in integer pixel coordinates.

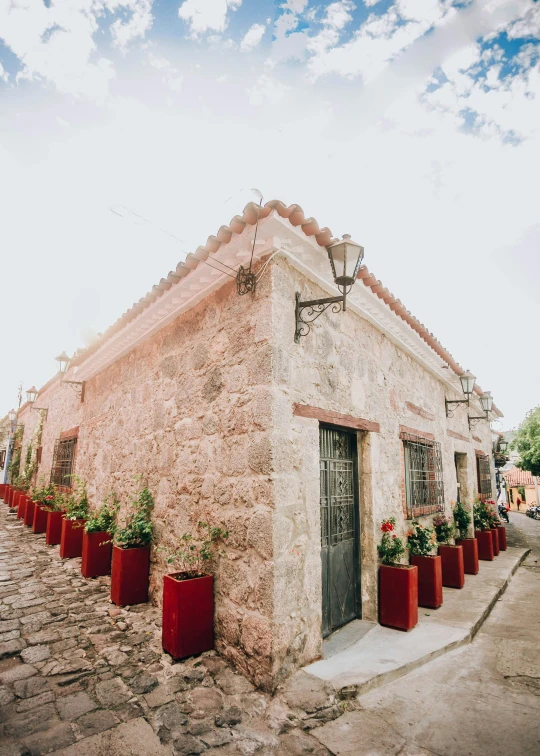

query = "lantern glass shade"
[
  {"left": 327, "top": 235, "right": 365, "bottom": 289},
  {"left": 8, "top": 409, "right": 16, "bottom": 423},
  {"left": 55, "top": 352, "right": 70, "bottom": 374},
  {"left": 499, "top": 439, "right": 508, "bottom": 453},
  {"left": 459, "top": 370, "right": 476, "bottom": 396},
  {"left": 26, "top": 386, "right": 38, "bottom": 404},
  {"left": 480, "top": 391, "right": 493, "bottom": 413}
]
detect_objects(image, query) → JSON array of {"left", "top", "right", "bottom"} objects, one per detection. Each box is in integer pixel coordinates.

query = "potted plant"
[
  {"left": 473, "top": 498, "right": 494, "bottom": 561},
  {"left": 453, "top": 500, "right": 479, "bottom": 575},
  {"left": 378, "top": 517, "right": 418, "bottom": 631},
  {"left": 45, "top": 492, "right": 65, "bottom": 546},
  {"left": 110, "top": 486, "right": 154, "bottom": 606},
  {"left": 408, "top": 521, "right": 442, "bottom": 609},
  {"left": 485, "top": 499, "right": 506, "bottom": 551},
  {"left": 81, "top": 495, "right": 119, "bottom": 578},
  {"left": 60, "top": 477, "right": 89, "bottom": 559},
  {"left": 31, "top": 483, "right": 56, "bottom": 534},
  {"left": 160, "top": 521, "right": 228, "bottom": 659},
  {"left": 433, "top": 513, "right": 464, "bottom": 589}
]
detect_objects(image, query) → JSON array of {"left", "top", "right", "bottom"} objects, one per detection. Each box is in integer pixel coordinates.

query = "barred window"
[
  {"left": 0, "top": 450, "right": 5, "bottom": 468},
  {"left": 477, "top": 455, "right": 492, "bottom": 498},
  {"left": 403, "top": 434, "right": 445, "bottom": 519},
  {"left": 50, "top": 437, "right": 77, "bottom": 489}
]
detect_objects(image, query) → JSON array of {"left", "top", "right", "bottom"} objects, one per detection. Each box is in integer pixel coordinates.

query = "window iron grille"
[
  {"left": 477, "top": 455, "right": 492, "bottom": 498},
  {"left": 50, "top": 437, "right": 77, "bottom": 489},
  {"left": 403, "top": 434, "right": 445, "bottom": 519}
]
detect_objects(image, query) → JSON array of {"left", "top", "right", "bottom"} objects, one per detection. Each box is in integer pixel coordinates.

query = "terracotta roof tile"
[
  {"left": 67, "top": 198, "right": 500, "bottom": 412},
  {"left": 502, "top": 468, "right": 540, "bottom": 487}
]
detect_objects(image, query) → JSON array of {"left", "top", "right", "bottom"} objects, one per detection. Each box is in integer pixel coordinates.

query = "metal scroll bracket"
[{"left": 294, "top": 292, "right": 345, "bottom": 343}]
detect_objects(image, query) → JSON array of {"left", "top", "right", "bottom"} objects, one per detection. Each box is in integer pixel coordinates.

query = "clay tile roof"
[
  {"left": 67, "top": 199, "right": 500, "bottom": 411},
  {"left": 502, "top": 468, "right": 540, "bottom": 487}
]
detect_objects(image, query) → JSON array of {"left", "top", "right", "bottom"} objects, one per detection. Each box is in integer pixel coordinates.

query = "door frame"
[{"left": 320, "top": 423, "right": 362, "bottom": 638}]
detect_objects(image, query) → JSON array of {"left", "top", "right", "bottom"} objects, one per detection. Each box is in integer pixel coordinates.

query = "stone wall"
[{"left": 269, "top": 256, "right": 495, "bottom": 666}]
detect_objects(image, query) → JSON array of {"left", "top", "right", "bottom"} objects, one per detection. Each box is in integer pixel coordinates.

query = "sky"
[{"left": 0, "top": 0, "right": 539, "bottom": 430}]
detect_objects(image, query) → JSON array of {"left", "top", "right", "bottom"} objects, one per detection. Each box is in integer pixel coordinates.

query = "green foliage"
[
  {"left": 473, "top": 498, "right": 498, "bottom": 531},
  {"left": 512, "top": 406, "right": 540, "bottom": 477},
  {"left": 453, "top": 500, "right": 472, "bottom": 539},
  {"left": 517, "top": 486, "right": 526, "bottom": 499},
  {"left": 407, "top": 521, "right": 437, "bottom": 557},
  {"left": 433, "top": 513, "right": 455, "bottom": 544},
  {"left": 32, "top": 481, "right": 57, "bottom": 506},
  {"left": 64, "top": 476, "right": 89, "bottom": 520},
  {"left": 378, "top": 517, "right": 406, "bottom": 566},
  {"left": 159, "top": 521, "right": 229, "bottom": 578},
  {"left": 114, "top": 486, "right": 154, "bottom": 549},
  {"left": 8, "top": 448, "right": 21, "bottom": 483},
  {"left": 85, "top": 494, "right": 120, "bottom": 535}
]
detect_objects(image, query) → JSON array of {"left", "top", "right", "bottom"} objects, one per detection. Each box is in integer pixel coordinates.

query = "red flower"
[{"left": 392, "top": 535, "right": 396, "bottom": 538}]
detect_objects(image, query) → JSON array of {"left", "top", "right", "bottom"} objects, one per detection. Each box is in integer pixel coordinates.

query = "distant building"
[{"left": 503, "top": 468, "right": 540, "bottom": 510}]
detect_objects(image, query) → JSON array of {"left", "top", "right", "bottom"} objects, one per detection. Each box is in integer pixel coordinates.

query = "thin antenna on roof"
[
  {"left": 108, "top": 204, "right": 238, "bottom": 279},
  {"left": 237, "top": 189, "right": 263, "bottom": 296}
]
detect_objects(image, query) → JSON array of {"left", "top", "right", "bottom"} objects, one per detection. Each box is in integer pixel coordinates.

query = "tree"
[{"left": 512, "top": 406, "right": 540, "bottom": 477}]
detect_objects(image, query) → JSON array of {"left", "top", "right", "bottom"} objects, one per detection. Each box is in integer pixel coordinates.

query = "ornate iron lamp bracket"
[
  {"left": 468, "top": 413, "right": 487, "bottom": 430},
  {"left": 445, "top": 398, "right": 469, "bottom": 418},
  {"left": 236, "top": 265, "right": 257, "bottom": 296},
  {"left": 294, "top": 292, "right": 345, "bottom": 343},
  {"left": 62, "top": 380, "right": 85, "bottom": 398}
]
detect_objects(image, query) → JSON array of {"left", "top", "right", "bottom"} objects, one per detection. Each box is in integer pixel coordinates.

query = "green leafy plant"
[
  {"left": 159, "top": 521, "right": 229, "bottom": 579},
  {"left": 518, "top": 486, "right": 526, "bottom": 500},
  {"left": 85, "top": 495, "right": 120, "bottom": 535},
  {"left": 453, "top": 500, "right": 472, "bottom": 539},
  {"left": 512, "top": 406, "right": 540, "bottom": 477},
  {"left": 473, "top": 498, "right": 498, "bottom": 530},
  {"left": 64, "top": 476, "right": 89, "bottom": 520},
  {"left": 32, "top": 481, "right": 57, "bottom": 506},
  {"left": 114, "top": 486, "right": 154, "bottom": 549},
  {"left": 433, "top": 513, "right": 455, "bottom": 544},
  {"left": 378, "top": 517, "right": 406, "bottom": 566},
  {"left": 407, "top": 521, "right": 437, "bottom": 557}
]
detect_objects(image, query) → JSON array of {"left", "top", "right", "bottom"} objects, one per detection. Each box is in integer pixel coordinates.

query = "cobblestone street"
[{"left": 0, "top": 506, "right": 337, "bottom": 756}]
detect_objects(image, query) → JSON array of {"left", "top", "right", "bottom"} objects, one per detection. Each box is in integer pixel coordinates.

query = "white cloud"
[
  {"left": 281, "top": 0, "right": 308, "bottom": 12},
  {"left": 178, "top": 0, "right": 242, "bottom": 38},
  {"left": 147, "top": 53, "right": 184, "bottom": 92},
  {"left": 240, "top": 23, "right": 266, "bottom": 52},
  {"left": 364, "top": 0, "right": 382, "bottom": 6},
  {"left": 247, "top": 73, "right": 289, "bottom": 105},
  {"left": 0, "top": 63, "right": 8, "bottom": 83},
  {"left": 325, "top": 1, "right": 355, "bottom": 30},
  {"left": 109, "top": 0, "right": 154, "bottom": 51}
]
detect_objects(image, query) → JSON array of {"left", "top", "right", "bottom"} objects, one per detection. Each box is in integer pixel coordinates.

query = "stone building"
[{"left": 14, "top": 199, "right": 500, "bottom": 691}]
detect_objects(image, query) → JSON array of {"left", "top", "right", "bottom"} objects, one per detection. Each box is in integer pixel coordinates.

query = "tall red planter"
[
  {"left": 3, "top": 484, "right": 11, "bottom": 504},
  {"left": 111, "top": 545, "right": 150, "bottom": 606},
  {"left": 379, "top": 565, "right": 418, "bottom": 631},
  {"left": 438, "top": 545, "right": 465, "bottom": 588},
  {"left": 10, "top": 487, "right": 18, "bottom": 508},
  {"left": 6, "top": 486, "right": 13, "bottom": 506},
  {"left": 46, "top": 511, "right": 64, "bottom": 546},
  {"left": 81, "top": 531, "right": 113, "bottom": 578},
  {"left": 475, "top": 530, "right": 494, "bottom": 561},
  {"left": 490, "top": 528, "right": 500, "bottom": 556},
  {"left": 410, "top": 555, "right": 443, "bottom": 609},
  {"left": 0, "top": 484, "right": 6, "bottom": 500},
  {"left": 455, "top": 538, "right": 479, "bottom": 575},
  {"left": 17, "top": 493, "right": 28, "bottom": 519},
  {"left": 32, "top": 504, "right": 48, "bottom": 534},
  {"left": 60, "top": 519, "right": 86, "bottom": 559},
  {"left": 497, "top": 526, "right": 507, "bottom": 551},
  {"left": 23, "top": 499, "right": 35, "bottom": 527},
  {"left": 162, "top": 573, "right": 214, "bottom": 659}
]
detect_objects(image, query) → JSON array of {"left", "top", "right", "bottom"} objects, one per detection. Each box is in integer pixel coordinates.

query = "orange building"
[{"left": 503, "top": 468, "right": 540, "bottom": 511}]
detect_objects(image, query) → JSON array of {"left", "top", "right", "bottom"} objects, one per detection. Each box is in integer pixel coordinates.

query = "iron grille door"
[
  {"left": 320, "top": 427, "right": 360, "bottom": 637},
  {"left": 50, "top": 437, "right": 77, "bottom": 488},
  {"left": 477, "top": 456, "right": 492, "bottom": 498}
]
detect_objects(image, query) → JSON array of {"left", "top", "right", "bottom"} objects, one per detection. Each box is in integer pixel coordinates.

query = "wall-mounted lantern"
[
  {"left": 468, "top": 392, "right": 493, "bottom": 430},
  {"left": 8, "top": 409, "right": 16, "bottom": 424},
  {"left": 295, "top": 234, "right": 365, "bottom": 342},
  {"left": 499, "top": 439, "right": 508, "bottom": 453},
  {"left": 445, "top": 370, "right": 476, "bottom": 417},
  {"left": 26, "top": 386, "right": 38, "bottom": 404},
  {"left": 55, "top": 352, "right": 70, "bottom": 374}
]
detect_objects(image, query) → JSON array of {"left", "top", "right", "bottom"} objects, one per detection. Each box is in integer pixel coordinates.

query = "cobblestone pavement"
[{"left": 0, "top": 506, "right": 342, "bottom": 756}]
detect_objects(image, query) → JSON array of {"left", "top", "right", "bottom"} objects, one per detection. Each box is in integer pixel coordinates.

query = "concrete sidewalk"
[{"left": 304, "top": 546, "right": 529, "bottom": 696}]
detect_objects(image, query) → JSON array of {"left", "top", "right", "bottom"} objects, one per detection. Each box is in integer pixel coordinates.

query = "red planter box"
[
  {"left": 438, "top": 545, "right": 465, "bottom": 588},
  {"left": 0, "top": 483, "right": 6, "bottom": 500},
  {"left": 455, "top": 538, "right": 479, "bottom": 575},
  {"left": 410, "top": 555, "right": 443, "bottom": 609},
  {"left": 60, "top": 518, "right": 86, "bottom": 559},
  {"left": 81, "top": 531, "right": 113, "bottom": 578},
  {"left": 379, "top": 564, "right": 418, "bottom": 631},
  {"left": 3, "top": 484, "right": 11, "bottom": 504},
  {"left": 475, "top": 530, "right": 494, "bottom": 561},
  {"left": 162, "top": 573, "right": 214, "bottom": 659},
  {"left": 111, "top": 545, "right": 150, "bottom": 606},
  {"left": 15, "top": 492, "right": 25, "bottom": 517},
  {"left": 46, "top": 511, "right": 64, "bottom": 546},
  {"left": 23, "top": 499, "right": 35, "bottom": 527},
  {"left": 10, "top": 487, "right": 19, "bottom": 508},
  {"left": 490, "top": 528, "right": 500, "bottom": 556},
  {"left": 32, "top": 504, "right": 48, "bottom": 534},
  {"left": 497, "top": 526, "right": 507, "bottom": 551}
]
